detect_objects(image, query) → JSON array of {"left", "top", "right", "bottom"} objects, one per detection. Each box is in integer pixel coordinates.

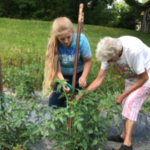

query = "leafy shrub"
[
  {"left": 0, "top": 95, "right": 44, "bottom": 150},
  {"left": 0, "top": 77, "right": 122, "bottom": 150},
  {"left": 2, "top": 64, "right": 43, "bottom": 99},
  {"left": 41, "top": 79, "right": 122, "bottom": 150}
]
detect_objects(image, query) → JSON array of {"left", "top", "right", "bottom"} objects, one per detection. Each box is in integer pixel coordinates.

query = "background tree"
[
  {"left": 141, "top": 0, "right": 149, "bottom": 4},
  {"left": 0, "top": 0, "right": 143, "bottom": 29},
  {"left": 108, "top": 0, "right": 142, "bottom": 29},
  {"left": 109, "top": 0, "right": 129, "bottom": 27}
]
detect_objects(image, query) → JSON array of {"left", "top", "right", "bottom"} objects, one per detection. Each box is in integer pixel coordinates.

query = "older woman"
[{"left": 78, "top": 36, "right": 150, "bottom": 150}]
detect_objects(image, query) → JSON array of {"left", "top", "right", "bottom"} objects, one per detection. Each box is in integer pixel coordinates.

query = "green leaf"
[
  {"left": 77, "top": 123, "right": 82, "bottom": 132},
  {"left": 28, "top": 121, "right": 35, "bottom": 126},
  {"left": 84, "top": 133, "right": 89, "bottom": 142},
  {"left": 115, "top": 116, "right": 120, "bottom": 126},
  {"left": 58, "top": 93, "right": 65, "bottom": 99},
  {"left": 68, "top": 113, "right": 75, "bottom": 118},
  {"left": 31, "top": 101, "right": 38, "bottom": 109},
  {"left": 106, "top": 112, "right": 114, "bottom": 125},
  {"left": 61, "top": 140, "right": 73, "bottom": 146},
  {"left": 73, "top": 120, "right": 79, "bottom": 127},
  {"left": 93, "top": 115, "right": 97, "bottom": 122},
  {"left": 87, "top": 129, "right": 93, "bottom": 134},
  {"left": 78, "top": 118, "right": 84, "bottom": 122},
  {"left": 30, "top": 135, "right": 35, "bottom": 143},
  {"left": 83, "top": 105, "right": 88, "bottom": 111},
  {"left": 50, "top": 123, "right": 56, "bottom": 130},
  {"left": 82, "top": 139, "right": 87, "bottom": 150},
  {"left": 59, "top": 116, "right": 64, "bottom": 124},
  {"left": 48, "top": 132, "right": 57, "bottom": 140},
  {"left": 12, "top": 121, "right": 19, "bottom": 128},
  {"left": 56, "top": 84, "right": 62, "bottom": 92},
  {"left": 95, "top": 126, "right": 98, "bottom": 132},
  {"left": 20, "top": 131, "right": 28, "bottom": 137},
  {"left": 42, "top": 129, "right": 49, "bottom": 140},
  {"left": 31, "top": 125, "right": 41, "bottom": 135},
  {"left": 91, "top": 139, "right": 98, "bottom": 146},
  {"left": 23, "top": 139, "right": 29, "bottom": 147}
]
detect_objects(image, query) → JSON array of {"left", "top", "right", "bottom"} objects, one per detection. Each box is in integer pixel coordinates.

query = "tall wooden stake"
[
  {"left": 81, "top": 12, "right": 84, "bottom": 33},
  {"left": 68, "top": 3, "right": 84, "bottom": 130}
]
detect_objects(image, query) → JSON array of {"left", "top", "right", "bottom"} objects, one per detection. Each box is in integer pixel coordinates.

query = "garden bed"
[{"left": 2, "top": 89, "right": 150, "bottom": 150}]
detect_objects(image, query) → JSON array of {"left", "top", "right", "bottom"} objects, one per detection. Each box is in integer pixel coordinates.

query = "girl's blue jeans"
[{"left": 48, "top": 72, "right": 82, "bottom": 108}]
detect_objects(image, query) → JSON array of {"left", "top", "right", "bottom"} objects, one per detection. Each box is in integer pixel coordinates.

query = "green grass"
[
  {"left": 1, "top": 18, "right": 150, "bottom": 104},
  {"left": 1, "top": 18, "right": 150, "bottom": 67},
  {"left": 0, "top": 18, "right": 50, "bottom": 68}
]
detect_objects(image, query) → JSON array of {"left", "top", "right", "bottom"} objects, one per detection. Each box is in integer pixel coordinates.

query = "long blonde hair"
[{"left": 43, "top": 17, "right": 75, "bottom": 94}]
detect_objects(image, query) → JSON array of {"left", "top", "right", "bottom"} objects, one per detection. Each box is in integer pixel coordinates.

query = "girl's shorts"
[{"left": 122, "top": 81, "right": 150, "bottom": 121}]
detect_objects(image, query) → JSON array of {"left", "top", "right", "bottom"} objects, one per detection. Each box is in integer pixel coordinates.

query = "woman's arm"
[
  {"left": 77, "top": 68, "right": 109, "bottom": 100},
  {"left": 86, "top": 68, "right": 109, "bottom": 91},
  {"left": 79, "top": 57, "right": 92, "bottom": 87},
  {"left": 116, "top": 68, "right": 149, "bottom": 104}
]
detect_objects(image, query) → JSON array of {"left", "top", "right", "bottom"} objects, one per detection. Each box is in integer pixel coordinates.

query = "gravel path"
[{"left": 3, "top": 89, "right": 150, "bottom": 150}]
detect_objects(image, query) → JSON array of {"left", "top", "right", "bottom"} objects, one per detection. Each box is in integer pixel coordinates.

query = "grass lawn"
[
  {"left": 0, "top": 18, "right": 150, "bottom": 111},
  {"left": 1, "top": 18, "right": 150, "bottom": 67}
]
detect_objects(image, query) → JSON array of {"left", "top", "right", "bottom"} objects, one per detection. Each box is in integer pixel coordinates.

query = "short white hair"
[{"left": 95, "top": 37, "right": 122, "bottom": 62}]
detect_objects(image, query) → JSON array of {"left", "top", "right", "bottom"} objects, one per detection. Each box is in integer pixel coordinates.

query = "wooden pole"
[
  {"left": 68, "top": 3, "right": 84, "bottom": 130},
  {"left": 81, "top": 12, "right": 84, "bottom": 33},
  {"left": 72, "top": 3, "right": 84, "bottom": 96}
]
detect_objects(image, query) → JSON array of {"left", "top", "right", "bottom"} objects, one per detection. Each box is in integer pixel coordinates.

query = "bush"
[
  {"left": 0, "top": 78, "right": 122, "bottom": 150},
  {"left": 2, "top": 64, "right": 43, "bottom": 99},
  {"left": 0, "top": 94, "right": 44, "bottom": 150},
  {"left": 41, "top": 79, "right": 122, "bottom": 150}
]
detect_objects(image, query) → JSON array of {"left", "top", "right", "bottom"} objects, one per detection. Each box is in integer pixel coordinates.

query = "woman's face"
[
  {"left": 57, "top": 30, "right": 73, "bottom": 48},
  {"left": 107, "top": 49, "right": 123, "bottom": 63},
  {"left": 107, "top": 54, "right": 120, "bottom": 63}
]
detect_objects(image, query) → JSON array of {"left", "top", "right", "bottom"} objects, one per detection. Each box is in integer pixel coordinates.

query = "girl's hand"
[
  {"left": 63, "top": 83, "right": 70, "bottom": 93},
  {"left": 79, "top": 76, "right": 87, "bottom": 88}
]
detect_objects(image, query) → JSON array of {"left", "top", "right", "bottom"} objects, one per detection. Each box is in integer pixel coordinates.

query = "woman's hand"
[
  {"left": 79, "top": 76, "right": 87, "bottom": 88},
  {"left": 115, "top": 93, "right": 126, "bottom": 105},
  {"left": 75, "top": 93, "right": 84, "bottom": 101}
]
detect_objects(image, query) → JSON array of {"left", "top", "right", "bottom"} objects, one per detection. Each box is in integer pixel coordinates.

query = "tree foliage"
[
  {"left": 141, "top": 0, "right": 149, "bottom": 4},
  {"left": 0, "top": 0, "right": 114, "bottom": 25},
  {"left": 124, "top": 0, "right": 142, "bottom": 29},
  {"left": 0, "top": 0, "right": 143, "bottom": 29},
  {"left": 109, "top": 0, "right": 142, "bottom": 29}
]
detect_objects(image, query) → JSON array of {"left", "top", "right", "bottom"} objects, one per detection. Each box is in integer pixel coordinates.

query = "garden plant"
[
  {"left": 2, "top": 64, "right": 43, "bottom": 99},
  {"left": 0, "top": 78, "right": 122, "bottom": 150},
  {"left": 0, "top": 94, "right": 43, "bottom": 150},
  {"left": 38, "top": 79, "right": 122, "bottom": 150}
]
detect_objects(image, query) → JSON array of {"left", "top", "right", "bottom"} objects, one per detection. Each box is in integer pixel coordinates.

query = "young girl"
[{"left": 43, "top": 17, "right": 92, "bottom": 108}]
